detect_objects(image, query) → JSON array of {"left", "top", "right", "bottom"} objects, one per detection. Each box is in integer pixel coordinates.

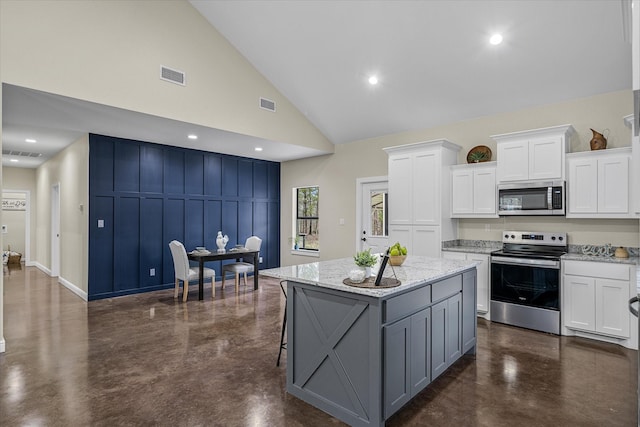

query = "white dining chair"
[
  {"left": 169, "top": 240, "right": 216, "bottom": 301},
  {"left": 221, "top": 236, "right": 262, "bottom": 293}
]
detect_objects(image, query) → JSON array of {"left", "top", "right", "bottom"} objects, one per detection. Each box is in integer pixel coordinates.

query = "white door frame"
[
  {"left": 355, "top": 176, "right": 388, "bottom": 252},
  {"left": 51, "top": 183, "right": 60, "bottom": 277},
  {"left": 2, "top": 189, "right": 31, "bottom": 265}
]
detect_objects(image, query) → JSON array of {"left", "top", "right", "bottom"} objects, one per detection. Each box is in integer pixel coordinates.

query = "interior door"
[{"left": 360, "top": 181, "right": 389, "bottom": 254}]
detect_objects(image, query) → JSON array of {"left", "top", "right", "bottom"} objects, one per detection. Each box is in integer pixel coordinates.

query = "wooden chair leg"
[
  {"left": 211, "top": 277, "right": 215, "bottom": 299},
  {"left": 222, "top": 273, "right": 226, "bottom": 289},
  {"left": 183, "top": 280, "right": 188, "bottom": 302},
  {"left": 174, "top": 278, "right": 180, "bottom": 299},
  {"left": 243, "top": 272, "right": 248, "bottom": 287},
  {"left": 235, "top": 273, "right": 240, "bottom": 293}
]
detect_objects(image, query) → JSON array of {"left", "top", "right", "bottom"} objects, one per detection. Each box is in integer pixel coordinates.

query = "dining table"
[{"left": 187, "top": 248, "right": 260, "bottom": 300}]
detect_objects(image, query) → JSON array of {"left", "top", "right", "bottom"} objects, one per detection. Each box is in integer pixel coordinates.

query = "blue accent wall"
[{"left": 88, "top": 134, "right": 280, "bottom": 300}]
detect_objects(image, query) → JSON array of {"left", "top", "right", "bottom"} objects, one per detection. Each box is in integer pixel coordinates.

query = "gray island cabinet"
[{"left": 261, "top": 256, "right": 478, "bottom": 427}]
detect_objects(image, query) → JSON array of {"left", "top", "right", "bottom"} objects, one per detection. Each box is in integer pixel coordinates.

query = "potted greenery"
[{"left": 354, "top": 248, "right": 378, "bottom": 278}]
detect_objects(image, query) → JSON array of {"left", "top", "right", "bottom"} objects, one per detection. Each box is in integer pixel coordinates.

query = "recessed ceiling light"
[
  {"left": 9, "top": 159, "right": 18, "bottom": 163},
  {"left": 368, "top": 75, "right": 379, "bottom": 85},
  {"left": 254, "top": 147, "right": 263, "bottom": 152},
  {"left": 188, "top": 134, "right": 198, "bottom": 140},
  {"left": 489, "top": 34, "right": 503, "bottom": 45},
  {"left": 25, "top": 138, "right": 37, "bottom": 143}
]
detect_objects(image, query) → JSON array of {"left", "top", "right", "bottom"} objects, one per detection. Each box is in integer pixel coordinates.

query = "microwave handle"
[{"left": 547, "top": 187, "right": 552, "bottom": 210}]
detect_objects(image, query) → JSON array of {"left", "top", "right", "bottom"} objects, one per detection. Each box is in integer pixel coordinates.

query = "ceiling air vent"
[
  {"left": 2, "top": 150, "right": 43, "bottom": 158},
  {"left": 160, "top": 65, "right": 186, "bottom": 86},
  {"left": 259, "top": 97, "right": 276, "bottom": 112}
]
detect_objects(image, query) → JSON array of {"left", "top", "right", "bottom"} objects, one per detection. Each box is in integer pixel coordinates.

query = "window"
[
  {"left": 294, "top": 186, "right": 319, "bottom": 251},
  {"left": 369, "top": 190, "right": 388, "bottom": 237}
]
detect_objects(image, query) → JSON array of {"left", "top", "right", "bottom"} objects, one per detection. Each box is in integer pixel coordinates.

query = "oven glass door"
[{"left": 491, "top": 257, "right": 560, "bottom": 310}]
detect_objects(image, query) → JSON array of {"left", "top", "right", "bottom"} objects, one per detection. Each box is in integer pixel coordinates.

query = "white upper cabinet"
[
  {"left": 492, "top": 125, "right": 574, "bottom": 183},
  {"left": 450, "top": 162, "right": 497, "bottom": 218},
  {"left": 566, "top": 147, "right": 633, "bottom": 218},
  {"left": 385, "top": 140, "right": 461, "bottom": 257},
  {"left": 385, "top": 140, "right": 460, "bottom": 226}
]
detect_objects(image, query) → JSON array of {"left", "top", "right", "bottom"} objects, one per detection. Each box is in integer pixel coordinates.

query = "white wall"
[
  {"left": 35, "top": 135, "right": 89, "bottom": 295},
  {"left": 281, "top": 90, "right": 637, "bottom": 266},
  {"left": 0, "top": 0, "right": 332, "bottom": 154},
  {"left": 3, "top": 167, "right": 37, "bottom": 262},
  {"left": 2, "top": 192, "right": 26, "bottom": 256}
]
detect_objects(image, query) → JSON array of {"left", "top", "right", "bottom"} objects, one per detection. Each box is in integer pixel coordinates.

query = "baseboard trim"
[
  {"left": 0, "top": 338, "right": 5, "bottom": 353},
  {"left": 34, "top": 262, "right": 51, "bottom": 276},
  {"left": 58, "top": 276, "right": 88, "bottom": 301}
]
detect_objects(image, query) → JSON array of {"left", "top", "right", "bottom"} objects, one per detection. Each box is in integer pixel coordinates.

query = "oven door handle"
[
  {"left": 491, "top": 256, "right": 560, "bottom": 269},
  {"left": 629, "top": 296, "right": 639, "bottom": 317}
]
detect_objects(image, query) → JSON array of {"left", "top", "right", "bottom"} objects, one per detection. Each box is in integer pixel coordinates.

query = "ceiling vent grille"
[
  {"left": 2, "top": 150, "right": 43, "bottom": 158},
  {"left": 160, "top": 65, "right": 186, "bottom": 86},
  {"left": 259, "top": 97, "right": 276, "bottom": 112}
]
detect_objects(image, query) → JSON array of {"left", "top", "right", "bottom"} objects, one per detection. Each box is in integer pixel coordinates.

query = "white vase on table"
[{"left": 216, "top": 231, "right": 229, "bottom": 253}]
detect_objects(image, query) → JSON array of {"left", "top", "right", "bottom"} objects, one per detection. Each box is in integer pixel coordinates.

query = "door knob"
[{"left": 361, "top": 237, "right": 367, "bottom": 242}]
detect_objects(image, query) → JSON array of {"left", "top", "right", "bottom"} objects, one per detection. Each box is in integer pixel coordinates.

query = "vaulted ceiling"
[{"left": 2, "top": 0, "right": 632, "bottom": 167}]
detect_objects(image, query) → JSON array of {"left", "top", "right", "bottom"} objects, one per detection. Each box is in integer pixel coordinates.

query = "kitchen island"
[{"left": 261, "top": 256, "right": 478, "bottom": 427}]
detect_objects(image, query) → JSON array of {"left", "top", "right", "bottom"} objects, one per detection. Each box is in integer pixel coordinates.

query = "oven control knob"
[
  {"left": 504, "top": 234, "right": 509, "bottom": 239},
  {"left": 558, "top": 236, "right": 563, "bottom": 241},
  {"left": 510, "top": 234, "right": 515, "bottom": 239},
  {"left": 551, "top": 236, "right": 556, "bottom": 240}
]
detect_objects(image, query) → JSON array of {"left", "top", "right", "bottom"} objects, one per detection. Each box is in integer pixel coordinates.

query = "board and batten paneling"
[{"left": 88, "top": 134, "right": 280, "bottom": 300}]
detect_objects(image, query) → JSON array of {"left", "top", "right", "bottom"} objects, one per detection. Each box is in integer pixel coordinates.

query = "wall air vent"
[
  {"left": 259, "top": 97, "right": 276, "bottom": 112},
  {"left": 160, "top": 65, "right": 186, "bottom": 86},
  {"left": 2, "top": 150, "right": 43, "bottom": 158}
]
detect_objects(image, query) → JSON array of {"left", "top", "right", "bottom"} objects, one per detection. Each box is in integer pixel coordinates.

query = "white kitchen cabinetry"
[
  {"left": 385, "top": 140, "right": 461, "bottom": 257},
  {"left": 492, "top": 125, "right": 574, "bottom": 183},
  {"left": 389, "top": 225, "right": 441, "bottom": 258},
  {"left": 625, "top": 116, "right": 639, "bottom": 215},
  {"left": 566, "top": 147, "right": 632, "bottom": 218},
  {"left": 442, "top": 251, "right": 490, "bottom": 317},
  {"left": 450, "top": 162, "right": 497, "bottom": 218},
  {"left": 563, "top": 260, "right": 635, "bottom": 348}
]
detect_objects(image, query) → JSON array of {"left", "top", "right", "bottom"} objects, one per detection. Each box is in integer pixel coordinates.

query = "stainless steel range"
[{"left": 490, "top": 231, "right": 567, "bottom": 334}]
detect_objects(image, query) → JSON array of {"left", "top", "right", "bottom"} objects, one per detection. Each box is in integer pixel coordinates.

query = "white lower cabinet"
[
  {"left": 563, "top": 260, "right": 632, "bottom": 341},
  {"left": 442, "top": 251, "right": 489, "bottom": 315}
]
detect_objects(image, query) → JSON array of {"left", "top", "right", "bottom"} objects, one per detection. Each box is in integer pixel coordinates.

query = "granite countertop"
[
  {"left": 561, "top": 252, "right": 640, "bottom": 266},
  {"left": 259, "top": 256, "right": 478, "bottom": 298},
  {"left": 441, "top": 239, "right": 501, "bottom": 255},
  {"left": 442, "top": 239, "right": 640, "bottom": 265}
]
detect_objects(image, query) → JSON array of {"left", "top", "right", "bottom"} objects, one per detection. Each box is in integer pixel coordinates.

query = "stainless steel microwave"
[{"left": 498, "top": 181, "right": 565, "bottom": 216}]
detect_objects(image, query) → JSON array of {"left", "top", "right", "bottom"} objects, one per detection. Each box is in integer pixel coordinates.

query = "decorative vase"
[
  {"left": 216, "top": 231, "right": 229, "bottom": 253},
  {"left": 363, "top": 266, "right": 372, "bottom": 278},
  {"left": 589, "top": 128, "right": 608, "bottom": 150}
]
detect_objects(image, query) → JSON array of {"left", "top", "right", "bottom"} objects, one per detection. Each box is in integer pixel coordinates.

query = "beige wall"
[
  {"left": 0, "top": 0, "right": 332, "bottom": 154},
  {"left": 2, "top": 192, "right": 26, "bottom": 256},
  {"left": 35, "top": 135, "right": 89, "bottom": 294},
  {"left": 3, "top": 168, "right": 37, "bottom": 261},
  {"left": 281, "top": 90, "right": 637, "bottom": 265}
]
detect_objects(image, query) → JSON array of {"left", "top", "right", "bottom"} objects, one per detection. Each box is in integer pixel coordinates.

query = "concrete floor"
[{"left": 1, "top": 265, "right": 637, "bottom": 426}]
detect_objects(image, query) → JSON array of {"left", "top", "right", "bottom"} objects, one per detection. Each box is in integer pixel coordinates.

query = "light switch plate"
[{"left": 98, "top": 219, "right": 104, "bottom": 228}]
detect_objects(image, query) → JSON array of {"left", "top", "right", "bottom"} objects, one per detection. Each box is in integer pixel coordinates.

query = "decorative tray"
[
  {"left": 466, "top": 145, "right": 492, "bottom": 163},
  {"left": 343, "top": 277, "right": 401, "bottom": 288}
]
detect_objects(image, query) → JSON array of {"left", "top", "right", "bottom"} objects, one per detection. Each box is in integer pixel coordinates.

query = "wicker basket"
[
  {"left": 8, "top": 253, "right": 22, "bottom": 265},
  {"left": 389, "top": 255, "right": 406, "bottom": 266}
]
